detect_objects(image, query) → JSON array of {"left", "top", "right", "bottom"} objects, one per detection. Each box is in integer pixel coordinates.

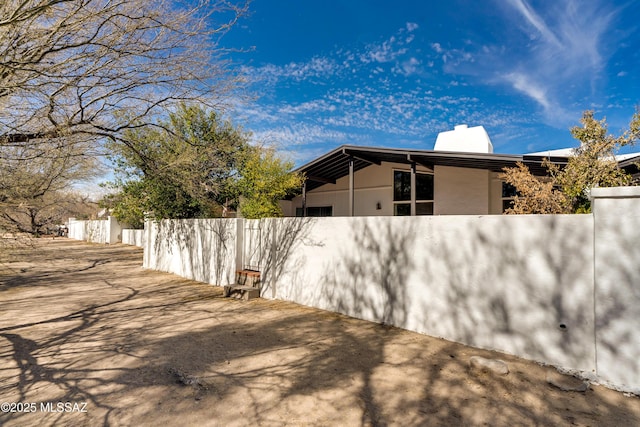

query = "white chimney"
[{"left": 434, "top": 124, "right": 494, "bottom": 153}]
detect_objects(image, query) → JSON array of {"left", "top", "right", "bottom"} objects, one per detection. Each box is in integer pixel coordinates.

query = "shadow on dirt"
[{"left": 0, "top": 238, "right": 639, "bottom": 426}]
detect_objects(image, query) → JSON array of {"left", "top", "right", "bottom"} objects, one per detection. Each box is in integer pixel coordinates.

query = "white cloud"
[
  {"left": 279, "top": 100, "right": 337, "bottom": 115},
  {"left": 250, "top": 123, "right": 349, "bottom": 148},
  {"left": 406, "top": 22, "right": 419, "bottom": 32},
  {"left": 504, "top": 73, "right": 550, "bottom": 110},
  {"left": 358, "top": 23, "right": 424, "bottom": 65},
  {"left": 505, "top": 0, "right": 616, "bottom": 79},
  {"left": 232, "top": 102, "right": 281, "bottom": 124},
  {"left": 360, "top": 38, "right": 407, "bottom": 64},
  {"left": 235, "top": 21, "right": 537, "bottom": 156},
  {"left": 502, "top": 72, "right": 574, "bottom": 125},
  {"left": 285, "top": 57, "right": 337, "bottom": 79},
  {"left": 432, "top": 0, "right": 622, "bottom": 125},
  {"left": 393, "top": 57, "right": 421, "bottom": 76},
  {"left": 241, "top": 56, "right": 340, "bottom": 83},
  {"left": 506, "top": 0, "right": 561, "bottom": 47}
]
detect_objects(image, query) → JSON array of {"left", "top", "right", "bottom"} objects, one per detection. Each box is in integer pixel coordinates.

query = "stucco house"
[{"left": 281, "top": 125, "right": 640, "bottom": 217}]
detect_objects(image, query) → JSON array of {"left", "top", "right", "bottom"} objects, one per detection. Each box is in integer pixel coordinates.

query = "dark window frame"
[
  {"left": 393, "top": 169, "right": 434, "bottom": 216},
  {"left": 295, "top": 206, "right": 333, "bottom": 217}
]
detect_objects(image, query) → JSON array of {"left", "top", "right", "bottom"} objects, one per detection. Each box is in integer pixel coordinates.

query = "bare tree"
[
  {"left": 0, "top": 139, "right": 99, "bottom": 235},
  {"left": 0, "top": 0, "right": 248, "bottom": 236},
  {"left": 0, "top": 0, "right": 248, "bottom": 149}
]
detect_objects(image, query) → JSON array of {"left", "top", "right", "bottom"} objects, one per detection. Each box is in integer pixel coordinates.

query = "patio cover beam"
[
  {"left": 349, "top": 156, "right": 355, "bottom": 216},
  {"left": 343, "top": 148, "right": 382, "bottom": 166},
  {"left": 306, "top": 175, "right": 336, "bottom": 184}
]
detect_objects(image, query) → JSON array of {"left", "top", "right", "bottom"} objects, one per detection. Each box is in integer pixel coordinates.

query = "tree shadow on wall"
[
  {"left": 319, "top": 216, "right": 414, "bottom": 328},
  {"left": 591, "top": 207, "right": 640, "bottom": 391},
  {"left": 149, "top": 217, "right": 317, "bottom": 293},
  {"left": 312, "top": 217, "right": 415, "bottom": 425},
  {"left": 410, "top": 212, "right": 640, "bottom": 422},
  {"left": 415, "top": 215, "right": 595, "bottom": 371},
  {"left": 305, "top": 214, "right": 640, "bottom": 425},
  {"left": 151, "top": 218, "right": 236, "bottom": 286},
  {"left": 244, "top": 217, "right": 318, "bottom": 299},
  {"left": 2, "top": 238, "right": 639, "bottom": 427}
]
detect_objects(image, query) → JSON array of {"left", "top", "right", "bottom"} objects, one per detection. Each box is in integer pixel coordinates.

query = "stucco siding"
[
  {"left": 591, "top": 187, "right": 640, "bottom": 392},
  {"left": 291, "top": 161, "right": 432, "bottom": 216},
  {"left": 290, "top": 163, "right": 518, "bottom": 217},
  {"left": 434, "top": 166, "right": 490, "bottom": 214}
]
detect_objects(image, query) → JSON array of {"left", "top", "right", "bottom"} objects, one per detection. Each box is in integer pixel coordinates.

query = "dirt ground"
[{"left": 0, "top": 239, "right": 639, "bottom": 427}]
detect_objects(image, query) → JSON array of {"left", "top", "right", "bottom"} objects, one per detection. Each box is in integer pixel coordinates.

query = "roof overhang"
[
  {"left": 294, "top": 145, "right": 570, "bottom": 193},
  {"left": 619, "top": 154, "right": 640, "bottom": 180}
]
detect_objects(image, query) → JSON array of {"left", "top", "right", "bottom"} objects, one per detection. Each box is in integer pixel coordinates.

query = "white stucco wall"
[
  {"left": 122, "top": 229, "right": 145, "bottom": 247},
  {"left": 143, "top": 218, "right": 239, "bottom": 286},
  {"left": 107, "top": 216, "right": 121, "bottom": 244},
  {"left": 434, "top": 166, "right": 491, "bottom": 215},
  {"left": 292, "top": 162, "right": 508, "bottom": 216},
  {"left": 258, "top": 215, "right": 595, "bottom": 373},
  {"left": 67, "top": 216, "right": 122, "bottom": 244},
  {"left": 67, "top": 218, "right": 85, "bottom": 241},
  {"left": 591, "top": 187, "right": 640, "bottom": 393},
  {"left": 141, "top": 189, "right": 640, "bottom": 393}
]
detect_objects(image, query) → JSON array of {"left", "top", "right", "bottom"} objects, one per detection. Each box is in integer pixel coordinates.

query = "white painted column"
[
  {"left": 235, "top": 218, "right": 245, "bottom": 272},
  {"left": 591, "top": 186, "right": 640, "bottom": 393}
]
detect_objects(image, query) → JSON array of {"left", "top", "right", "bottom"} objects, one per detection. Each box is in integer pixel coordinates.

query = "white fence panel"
[
  {"left": 144, "top": 218, "right": 238, "bottom": 286},
  {"left": 122, "top": 229, "right": 145, "bottom": 247},
  {"left": 67, "top": 217, "right": 123, "bottom": 244},
  {"left": 140, "top": 187, "right": 640, "bottom": 394}
]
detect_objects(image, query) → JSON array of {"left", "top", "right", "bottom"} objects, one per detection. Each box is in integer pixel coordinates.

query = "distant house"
[{"left": 281, "top": 125, "right": 640, "bottom": 217}]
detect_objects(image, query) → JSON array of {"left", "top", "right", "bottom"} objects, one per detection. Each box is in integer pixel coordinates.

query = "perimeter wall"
[
  {"left": 67, "top": 216, "right": 123, "bottom": 244},
  {"left": 143, "top": 187, "right": 640, "bottom": 394},
  {"left": 122, "top": 229, "right": 145, "bottom": 247}
]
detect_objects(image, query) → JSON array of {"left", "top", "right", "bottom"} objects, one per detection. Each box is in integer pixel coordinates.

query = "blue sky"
[{"left": 224, "top": 0, "right": 640, "bottom": 165}]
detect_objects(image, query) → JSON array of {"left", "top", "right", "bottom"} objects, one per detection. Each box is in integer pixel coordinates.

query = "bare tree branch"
[
  {"left": 0, "top": 0, "right": 249, "bottom": 234},
  {"left": 0, "top": 0, "right": 249, "bottom": 147}
]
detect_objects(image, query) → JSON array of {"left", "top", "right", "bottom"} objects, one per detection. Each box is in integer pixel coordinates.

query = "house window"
[
  {"left": 393, "top": 170, "right": 434, "bottom": 216},
  {"left": 295, "top": 206, "right": 333, "bottom": 217},
  {"left": 502, "top": 182, "right": 517, "bottom": 212}
]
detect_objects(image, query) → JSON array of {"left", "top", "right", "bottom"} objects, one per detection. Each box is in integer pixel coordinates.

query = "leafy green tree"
[
  {"left": 237, "top": 147, "right": 304, "bottom": 219},
  {"left": 501, "top": 109, "right": 640, "bottom": 214},
  {"left": 104, "top": 104, "right": 250, "bottom": 225},
  {"left": 100, "top": 181, "right": 147, "bottom": 229}
]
